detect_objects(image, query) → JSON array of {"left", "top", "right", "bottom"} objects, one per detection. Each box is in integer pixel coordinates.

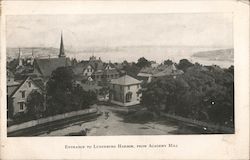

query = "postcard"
[{"left": 0, "top": 0, "right": 249, "bottom": 159}]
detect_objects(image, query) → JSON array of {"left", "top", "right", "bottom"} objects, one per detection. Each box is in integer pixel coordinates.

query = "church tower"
[
  {"left": 58, "top": 32, "right": 66, "bottom": 58},
  {"left": 18, "top": 48, "right": 23, "bottom": 66}
]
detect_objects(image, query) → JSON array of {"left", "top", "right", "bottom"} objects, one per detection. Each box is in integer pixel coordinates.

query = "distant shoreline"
[{"left": 6, "top": 46, "right": 233, "bottom": 68}]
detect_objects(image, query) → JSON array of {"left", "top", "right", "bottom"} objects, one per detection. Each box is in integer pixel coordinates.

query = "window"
[
  {"left": 85, "top": 73, "right": 88, "bottom": 76},
  {"left": 20, "top": 102, "right": 24, "bottom": 110},
  {"left": 28, "top": 81, "right": 31, "bottom": 87},
  {"left": 21, "top": 91, "right": 25, "bottom": 98},
  {"left": 87, "top": 69, "right": 90, "bottom": 72},
  {"left": 128, "top": 85, "right": 130, "bottom": 90},
  {"left": 125, "top": 92, "right": 132, "bottom": 102}
]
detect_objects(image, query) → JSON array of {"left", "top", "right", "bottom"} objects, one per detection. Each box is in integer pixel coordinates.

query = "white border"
[{"left": 0, "top": 1, "right": 249, "bottom": 159}]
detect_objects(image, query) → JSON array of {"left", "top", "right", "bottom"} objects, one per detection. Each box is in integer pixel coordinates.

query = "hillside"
[
  {"left": 192, "top": 48, "right": 234, "bottom": 62},
  {"left": 6, "top": 47, "right": 71, "bottom": 60}
]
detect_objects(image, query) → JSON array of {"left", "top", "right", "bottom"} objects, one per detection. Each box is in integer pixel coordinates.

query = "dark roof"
[
  {"left": 72, "top": 61, "right": 94, "bottom": 75},
  {"left": 89, "top": 60, "right": 104, "bottom": 71},
  {"left": 7, "top": 85, "right": 19, "bottom": 97},
  {"left": 34, "top": 57, "right": 71, "bottom": 77},
  {"left": 32, "top": 78, "right": 45, "bottom": 90},
  {"left": 104, "top": 63, "right": 116, "bottom": 69},
  {"left": 139, "top": 67, "right": 160, "bottom": 75},
  {"left": 153, "top": 64, "right": 184, "bottom": 77},
  {"left": 110, "top": 75, "right": 141, "bottom": 85}
]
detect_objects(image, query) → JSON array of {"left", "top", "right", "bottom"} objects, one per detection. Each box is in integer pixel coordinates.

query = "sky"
[{"left": 6, "top": 13, "right": 233, "bottom": 50}]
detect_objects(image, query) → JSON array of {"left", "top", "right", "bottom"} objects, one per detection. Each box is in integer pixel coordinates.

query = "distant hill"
[
  {"left": 7, "top": 46, "right": 232, "bottom": 65},
  {"left": 6, "top": 47, "right": 73, "bottom": 60},
  {"left": 192, "top": 48, "right": 234, "bottom": 62}
]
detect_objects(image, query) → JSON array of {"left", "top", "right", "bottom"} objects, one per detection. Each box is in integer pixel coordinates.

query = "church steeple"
[
  {"left": 59, "top": 32, "right": 66, "bottom": 58},
  {"left": 18, "top": 48, "right": 23, "bottom": 66}
]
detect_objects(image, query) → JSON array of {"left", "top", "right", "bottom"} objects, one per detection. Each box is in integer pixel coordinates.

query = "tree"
[
  {"left": 122, "top": 60, "right": 129, "bottom": 66},
  {"left": 71, "top": 85, "right": 97, "bottom": 110},
  {"left": 136, "top": 57, "right": 151, "bottom": 68},
  {"left": 46, "top": 67, "right": 74, "bottom": 115},
  {"left": 26, "top": 90, "right": 45, "bottom": 119},
  {"left": 46, "top": 67, "right": 97, "bottom": 115},
  {"left": 7, "top": 59, "right": 19, "bottom": 72},
  {"left": 177, "top": 59, "right": 194, "bottom": 72},
  {"left": 163, "top": 59, "right": 173, "bottom": 66},
  {"left": 99, "top": 86, "right": 109, "bottom": 100},
  {"left": 123, "top": 62, "right": 141, "bottom": 78},
  {"left": 141, "top": 63, "right": 234, "bottom": 127}
]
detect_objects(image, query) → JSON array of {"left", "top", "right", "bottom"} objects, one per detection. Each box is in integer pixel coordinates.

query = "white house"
[
  {"left": 82, "top": 64, "right": 95, "bottom": 77},
  {"left": 109, "top": 75, "right": 142, "bottom": 107},
  {"left": 7, "top": 76, "right": 44, "bottom": 117}
]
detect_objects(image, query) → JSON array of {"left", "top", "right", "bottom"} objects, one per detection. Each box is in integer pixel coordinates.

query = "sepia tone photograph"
[{"left": 6, "top": 13, "right": 234, "bottom": 137}]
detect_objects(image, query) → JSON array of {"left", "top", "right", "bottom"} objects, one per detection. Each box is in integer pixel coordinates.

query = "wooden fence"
[{"left": 7, "top": 107, "right": 98, "bottom": 133}]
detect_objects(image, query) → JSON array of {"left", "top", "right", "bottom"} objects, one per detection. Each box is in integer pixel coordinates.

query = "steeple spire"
[
  {"left": 59, "top": 31, "right": 65, "bottom": 58},
  {"left": 18, "top": 48, "right": 23, "bottom": 66}
]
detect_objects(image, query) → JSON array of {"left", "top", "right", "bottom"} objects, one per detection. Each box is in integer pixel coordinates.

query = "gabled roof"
[
  {"left": 89, "top": 60, "right": 104, "bottom": 71},
  {"left": 110, "top": 75, "right": 141, "bottom": 85},
  {"left": 104, "top": 63, "right": 115, "bottom": 69},
  {"left": 139, "top": 67, "right": 159, "bottom": 75},
  {"left": 72, "top": 61, "right": 94, "bottom": 75},
  {"left": 8, "top": 76, "right": 44, "bottom": 98},
  {"left": 153, "top": 64, "right": 183, "bottom": 77},
  {"left": 34, "top": 57, "right": 71, "bottom": 77}
]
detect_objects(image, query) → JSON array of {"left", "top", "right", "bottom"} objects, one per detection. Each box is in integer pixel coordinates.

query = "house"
[
  {"left": 7, "top": 69, "right": 20, "bottom": 86},
  {"left": 88, "top": 56, "right": 104, "bottom": 71},
  {"left": 109, "top": 75, "right": 142, "bottom": 106},
  {"left": 72, "top": 62, "right": 95, "bottom": 81},
  {"left": 33, "top": 57, "right": 71, "bottom": 79},
  {"left": 137, "top": 67, "right": 159, "bottom": 83},
  {"left": 90, "top": 61, "right": 120, "bottom": 84},
  {"left": 152, "top": 64, "right": 184, "bottom": 79},
  {"left": 32, "top": 33, "right": 71, "bottom": 80},
  {"left": 7, "top": 76, "right": 44, "bottom": 117}
]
